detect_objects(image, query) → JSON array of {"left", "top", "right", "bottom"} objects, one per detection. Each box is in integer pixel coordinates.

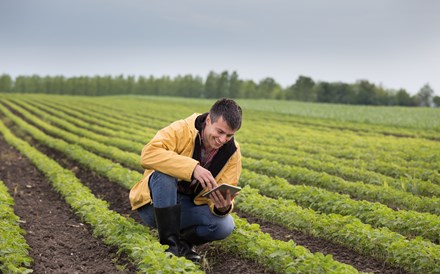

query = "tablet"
[{"left": 202, "top": 184, "right": 242, "bottom": 198}]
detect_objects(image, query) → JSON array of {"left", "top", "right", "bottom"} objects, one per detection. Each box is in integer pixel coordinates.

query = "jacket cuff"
[{"left": 213, "top": 204, "right": 233, "bottom": 216}]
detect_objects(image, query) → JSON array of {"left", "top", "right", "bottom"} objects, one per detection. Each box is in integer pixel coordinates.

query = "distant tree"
[
  {"left": 332, "top": 82, "right": 355, "bottom": 104},
  {"left": 284, "top": 84, "right": 295, "bottom": 100},
  {"left": 433, "top": 96, "right": 440, "bottom": 107},
  {"left": 257, "top": 77, "right": 279, "bottom": 99},
  {"left": 28, "top": 75, "right": 44, "bottom": 93},
  {"left": 13, "top": 76, "right": 26, "bottom": 92},
  {"left": 175, "top": 74, "right": 204, "bottom": 97},
  {"left": 373, "top": 86, "right": 391, "bottom": 105},
  {"left": 135, "top": 76, "right": 148, "bottom": 95},
  {"left": 228, "top": 71, "right": 240, "bottom": 98},
  {"left": 204, "top": 71, "right": 219, "bottom": 98},
  {"left": 354, "top": 80, "right": 376, "bottom": 105},
  {"left": 217, "top": 71, "right": 230, "bottom": 98},
  {"left": 395, "top": 89, "right": 412, "bottom": 106},
  {"left": 285, "top": 75, "right": 315, "bottom": 101},
  {"left": 416, "top": 84, "right": 434, "bottom": 107},
  {"left": 157, "top": 76, "right": 173, "bottom": 96},
  {"left": 315, "top": 82, "right": 333, "bottom": 103},
  {"left": 270, "top": 85, "right": 284, "bottom": 100},
  {"left": 239, "top": 79, "right": 257, "bottom": 98},
  {"left": 0, "top": 74, "right": 13, "bottom": 92},
  {"left": 43, "top": 75, "right": 65, "bottom": 94}
]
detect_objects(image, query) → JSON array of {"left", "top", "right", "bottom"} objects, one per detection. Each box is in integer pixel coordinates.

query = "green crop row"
[
  {"left": 0, "top": 180, "right": 33, "bottom": 274},
  {"left": 243, "top": 157, "right": 440, "bottom": 215},
  {"left": 245, "top": 122, "right": 440, "bottom": 180},
  {"left": 17, "top": 97, "right": 149, "bottom": 140},
  {"left": 213, "top": 213, "right": 361, "bottom": 274},
  {"left": 247, "top": 114, "right": 440, "bottom": 154},
  {"left": 0, "top": 102, "right": 362, "bottom": 274},
  {"left": 26, "top": 97, "right": 158, "bottom": 142},
  {"left": 16, "top": 97, "right": 155, "bottom": 144},
  {"left": 21, "top": 93, "right": 440, "bottom": 162},
  {"left": 1, "top": 100, "right": 143, "bottom": 172},
  {"left": 242, "top": 143, "right": 440, "bottom": 197},
  {"left": 0, "top": 103, "right": 141, "bottom": 190},
  {"left": 8, "top": 98, "right": 145, "bottom": 154},
  {"left": 232, "top": 98, "right": 440, "bottom": 134},
  {"left": 29, "top": 95, "right": 167, "bottom": 131},
  {"left": 241, "top": 132, "right": 440, "bottom": 182},
  {"left": 42, "top": 94, "right": 186, "bottom": 125},
  {"left": 0, "top": 120, "right": 203, "bottom": 274},
  {"left": 239, "top": 169, "right": 440, "bottom": 244},
  {"left": 37, "top": 95, "right": 440, "bottom": 185},
  {"left": 235, "top": 187, "right": 440, "bottom": 274},
  {"left": 246, "top": 140, "right": 440, "bottom": 186},
  {"left": 242, "top": 112, "right": 440, "bottom": 166},
  {"left": 23, "top": 94, "right": 435, "bottom": 178}
]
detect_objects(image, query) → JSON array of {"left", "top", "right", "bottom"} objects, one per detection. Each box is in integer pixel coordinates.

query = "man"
[{"left": 129, "top": 98, "right": 242, "bottom": 262}]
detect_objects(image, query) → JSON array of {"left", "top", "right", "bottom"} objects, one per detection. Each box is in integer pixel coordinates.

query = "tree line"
[{"left": 0, "top": 72, "right": 438, "bottom": 107}]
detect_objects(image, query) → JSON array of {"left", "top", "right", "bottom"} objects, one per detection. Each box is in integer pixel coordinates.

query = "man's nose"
[{"left": 220, "top": 135, "right": 227, "bottom": 143}]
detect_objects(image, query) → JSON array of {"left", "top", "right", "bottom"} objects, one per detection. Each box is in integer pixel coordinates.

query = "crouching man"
[{"left": 129, "top": 98, "right": 242, "bottom": 262}]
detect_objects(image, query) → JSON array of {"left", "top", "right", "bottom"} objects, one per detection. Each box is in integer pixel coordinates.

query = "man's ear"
[{"left": 206, "top": 114, "right": 211, "bottom": 125}]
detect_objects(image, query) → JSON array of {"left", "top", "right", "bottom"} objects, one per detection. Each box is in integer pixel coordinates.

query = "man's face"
[{"left": 204, "top": 114, "right": 236, "bottom": 150}]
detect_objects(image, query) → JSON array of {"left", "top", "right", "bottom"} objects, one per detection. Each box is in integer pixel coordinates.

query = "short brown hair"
[{"left": 209, "top": 98, "right": 242, "bottom": 130}]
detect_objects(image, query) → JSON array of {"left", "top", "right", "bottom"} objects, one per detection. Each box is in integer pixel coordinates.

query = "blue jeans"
[{"left": 137, "top": 171, "right": 235, "bottom": 242}]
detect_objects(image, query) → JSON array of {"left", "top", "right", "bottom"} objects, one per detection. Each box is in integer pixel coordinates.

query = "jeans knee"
[
  {"left": 149, "top": 171, "right": 177, "bottom": 190},
  {"left": 207, "top": 215, "right": 235, "bottom": 241},
  {"left": 149, "top": 171, "right": 178, "bottom": 208}
]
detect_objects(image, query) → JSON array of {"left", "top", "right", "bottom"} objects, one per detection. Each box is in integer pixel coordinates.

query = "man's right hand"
[{"left": 192, "top": 164, "right": 217, "bottom": 190}]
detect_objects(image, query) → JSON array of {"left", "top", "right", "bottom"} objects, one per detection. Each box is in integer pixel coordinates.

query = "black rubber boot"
[
  {"left": 180, "top": 226, "right": 206, "bottom": 262},
  {"left": 154, "top": 204, "right": 181, "bottom": 256}
]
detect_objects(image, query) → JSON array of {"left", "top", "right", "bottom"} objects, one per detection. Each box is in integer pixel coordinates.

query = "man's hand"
[
  {"left": 209, "top": 189, "right": 239, "bottom": 213},
  {"left": 192, "top": 164, "right": 217, "bottom": 190}
]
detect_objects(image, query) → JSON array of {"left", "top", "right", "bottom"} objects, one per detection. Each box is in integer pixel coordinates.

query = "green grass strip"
[
  {"left": 18, "top": 97, "right": 156, "bottom": 143},
  {"left": 1, "top": 100, "right": 142, "bottom": 172},
  {"left": 240, "top": 169, "right": 440, "bottom": 244},
  {"left": 0, "top": 180, "right": 33, "bottom": 274},
  {"left": 242, "top": 143, "right": 440, "bottom": 197},
  {"left": 213, "top": 214, "right": 361, "bottom": 273},
  {"left": 243, "top": 157, "right": 440, "bottom": 215},
  {"left": 9, "top": 98, "right": 144, "bottom": 154}
]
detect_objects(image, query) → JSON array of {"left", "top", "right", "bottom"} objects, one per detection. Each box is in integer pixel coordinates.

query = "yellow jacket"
[{"left": 129, "top": 113, "right": 242, "bottom": 216}]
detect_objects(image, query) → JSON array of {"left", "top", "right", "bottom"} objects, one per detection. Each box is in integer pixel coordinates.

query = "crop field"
[{"left": 0, "top": 93, "right": 439, "bottom": 273}]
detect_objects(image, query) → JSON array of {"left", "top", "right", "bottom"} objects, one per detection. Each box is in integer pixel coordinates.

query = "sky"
[{"left": 1, "top": 0, "right": 439, "bottom": 95}]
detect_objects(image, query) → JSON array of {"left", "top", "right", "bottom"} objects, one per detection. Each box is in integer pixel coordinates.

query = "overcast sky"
[{"left": 1, "top": 0, "right": 439, "bottom": 95}]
